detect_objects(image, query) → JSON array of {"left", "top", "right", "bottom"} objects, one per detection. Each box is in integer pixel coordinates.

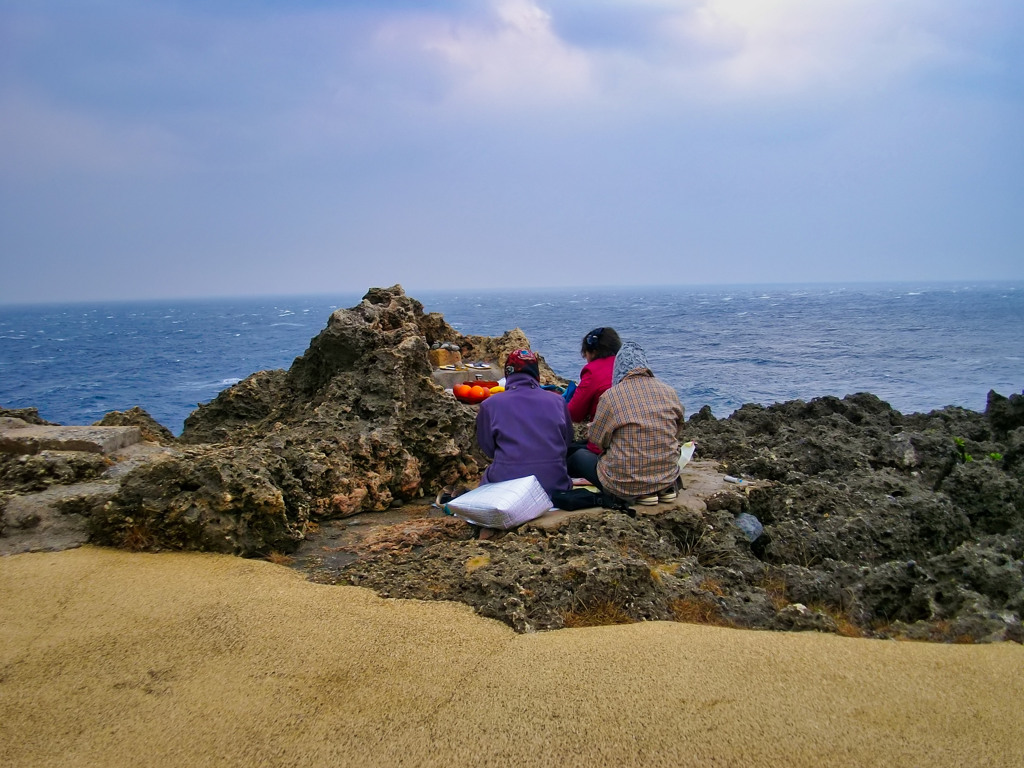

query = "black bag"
[
  {"left": 551, "top": 488, "right": 636, "bottom": 516},
  {"left": 550, "top": 488, "right": 602, "bottom": 510}
]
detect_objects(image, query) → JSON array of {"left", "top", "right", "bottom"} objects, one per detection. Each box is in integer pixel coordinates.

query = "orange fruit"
[
  {"left": 470, "top": 385, "right": 488, "bottom": 399},
  {"left": 454, "top": 384, "right": 471, "bottom": 398}
]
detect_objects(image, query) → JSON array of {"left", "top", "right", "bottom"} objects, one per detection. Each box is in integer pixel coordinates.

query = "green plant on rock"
[
  {"left": 988, "top": 452, "right": 1003, "bottom": 462},
  {"left": 953, "top": 437, "right": 973, "bottom": 463}
]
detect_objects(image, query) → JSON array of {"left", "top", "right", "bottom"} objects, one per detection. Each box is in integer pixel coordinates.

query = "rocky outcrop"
[
  {"left": 3, "top": 286, "right": 570, "bottom": 559},
  {"left": 0, "top": 407, "right": 56, "bottom": 426},
  {"left": 308, "top": 390, "right": 1023, "bottom": 643},
  {"left": 94, "top": 406, "right": 177, "bottom": 444},
  {"left": 92, "top": 286, "right": 504, "bottom": 555}
]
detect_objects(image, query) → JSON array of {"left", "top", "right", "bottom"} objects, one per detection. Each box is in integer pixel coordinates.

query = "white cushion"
[{"left": 445, "top": 475, "right": 552, "bottom": 530}]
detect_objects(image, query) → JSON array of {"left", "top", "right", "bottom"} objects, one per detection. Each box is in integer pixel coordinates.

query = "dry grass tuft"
[
  {"left": 264, "top": 551, "right": 295, "bottom": 566},
  {"left": 808, "top": 602, "right": 864, "bottom": 638},
  {"left": 887, "top": 620, "right": 978, "bottom": 644},
  {"left": 696, "top": 547, "right": 733, "bottom": 568},
  {"left": 649, "top": 562, "right": 681, "bottom": 584},
  {"left": 670, "top": 597, "right": 732, "bottom": 627},
  {"left": 120, "top": 523, "right": 157, "bottom": 552},
  {"left": 358, "top": 517, "right": 470, "bottom": 555},
  {"left": 698, "top": 577, "right": 726, "bottom": 597},
  {"left": 563, "top": 601, "right": 635, "bottom": 629},
  {"left": 759, "top": 571, "right": 789, "bottom": 610},
  {"left": 834, "top": 615, "right": 864, "bottom": 638}
]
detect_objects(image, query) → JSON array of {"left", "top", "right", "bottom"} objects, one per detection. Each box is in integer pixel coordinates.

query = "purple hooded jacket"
[{"left": 475, "top": 372, "right": 573, "bottom": 497}]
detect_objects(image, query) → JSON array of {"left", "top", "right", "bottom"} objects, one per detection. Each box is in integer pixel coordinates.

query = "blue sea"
[{"left": 1, "top": 282, "right": 1022, "bottom": 435}]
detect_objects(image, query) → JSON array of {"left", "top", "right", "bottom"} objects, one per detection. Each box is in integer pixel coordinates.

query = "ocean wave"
[{"left": 174, "top": 377, "right": 242, "bottom": 392}]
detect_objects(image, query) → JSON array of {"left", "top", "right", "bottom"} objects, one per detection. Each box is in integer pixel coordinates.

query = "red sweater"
[{"left": 567, "top": 355, "right": 615, "bottom": 423}]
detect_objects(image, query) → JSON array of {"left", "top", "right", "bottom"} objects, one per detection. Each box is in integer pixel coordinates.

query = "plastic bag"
[
  {"left": 678, "top": 441, "right": 696, "bottom": 471},
  {"left": 444, "top": 475, "right": 553, "bottom": 530}
]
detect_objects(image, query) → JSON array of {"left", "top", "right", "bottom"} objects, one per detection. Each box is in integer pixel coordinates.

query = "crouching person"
[
  {"left": 568, "top": 341, "right": 685, "bottom": 505},
  {"left": 475, "top": 349, "right": 574, "bottom": 498}
]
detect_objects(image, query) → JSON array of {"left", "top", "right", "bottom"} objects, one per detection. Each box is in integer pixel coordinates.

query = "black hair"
[{"left": 580, "top": 327, "right": 621, "bottom": 359}]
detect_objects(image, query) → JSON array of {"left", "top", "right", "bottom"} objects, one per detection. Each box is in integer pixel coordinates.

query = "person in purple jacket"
[{"left": 475, "top": 349, "right": 574, "bottom": 498}]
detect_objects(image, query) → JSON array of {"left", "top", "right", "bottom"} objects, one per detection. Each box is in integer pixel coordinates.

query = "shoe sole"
[
  {"left": 659, "top": 493, "right": 677, "bottom": 502},
  {"left": 636, "top": 496, "right": 659, "bottom": 506}
]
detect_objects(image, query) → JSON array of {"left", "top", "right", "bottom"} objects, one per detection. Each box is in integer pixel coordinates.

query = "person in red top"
[
  {"left": 565, "top": 327, "right": 621, "bottom": 467},
  {"left": 566, "top": 327, "right": 622, "bottom": 424}
]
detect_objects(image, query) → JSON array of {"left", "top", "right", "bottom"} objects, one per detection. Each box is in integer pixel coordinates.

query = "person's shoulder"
[
  {"left": 478, "top": 389, "right": 507, "bottom": 411},
  {"left": 601, "top": 379, "right": 631, "bottom": 403},
  {"left": 650, "top": 376, "right": 682, "bottom": 400},
  {"left": 539, "top": 386, "right": 567, "bottom": 403}
]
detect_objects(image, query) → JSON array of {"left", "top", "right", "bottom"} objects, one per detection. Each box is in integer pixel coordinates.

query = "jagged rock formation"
[
  {"left": 3, "top": 286, "right": 568, "bottom": 559},
  {"left": 89, "top": 286, "right": 571, "bottom": 555},
  {"left": 312, "top": 390, "right": 1023, "bottom": 643},
  {"left": 95, "top": 406, "right": 177, "bottom": 444}
]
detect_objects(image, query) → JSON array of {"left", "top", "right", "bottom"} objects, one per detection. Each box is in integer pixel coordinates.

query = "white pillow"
[{"left": 445, "top": 475, "right": 552, "bottom": 530}]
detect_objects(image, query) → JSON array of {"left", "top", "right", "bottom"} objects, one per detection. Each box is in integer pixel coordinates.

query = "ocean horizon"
[{"left": 2, "top": 280, "right": 1022, "bottom": 435}]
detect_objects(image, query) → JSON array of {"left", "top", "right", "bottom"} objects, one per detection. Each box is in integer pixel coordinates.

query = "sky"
[{"left": 1, "top": 0, "right": 1022, "bottom": 304}]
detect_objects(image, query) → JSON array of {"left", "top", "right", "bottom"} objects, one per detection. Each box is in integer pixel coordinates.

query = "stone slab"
[
  {"left": 0, "top": 425, "right": 142, "bottom": 455},
  {"left": 528, "top": 460, "right": 761, "bottom": 531},
  {"left": 0, "top": 481, "right": 119, "bottom": 555}
]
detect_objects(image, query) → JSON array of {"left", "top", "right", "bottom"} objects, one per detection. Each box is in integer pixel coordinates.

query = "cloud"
[
  {"left": 1, "top": 0, "right": 1021, "bottom": 303},
  {"left": 547, "top": 0, "right": 1018, "bottom": 105},
  {"left": 3, "top": 0, "right": 1018, "bottom": 167},
  {"left": 687, "top": 0, "right": 955, "bottom": 96},
  {"left": 362, "top": 1, "right": 594, "bottom": 113}
]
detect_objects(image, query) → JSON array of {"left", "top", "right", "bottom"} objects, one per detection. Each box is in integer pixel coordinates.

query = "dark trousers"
[{"left": 567, "top": 447, "right": 602, "bottom": 489}]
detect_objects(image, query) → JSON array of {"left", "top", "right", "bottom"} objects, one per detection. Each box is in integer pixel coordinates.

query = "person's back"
[
  {"left": 587, "top": 342, "right": 685, "bottom": 501},
  {"left": 476, "top": 351, "right": 573, "bottom": 498},
  {"left": 567, "top": 327, "right": 621, "bottom": 424}
]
